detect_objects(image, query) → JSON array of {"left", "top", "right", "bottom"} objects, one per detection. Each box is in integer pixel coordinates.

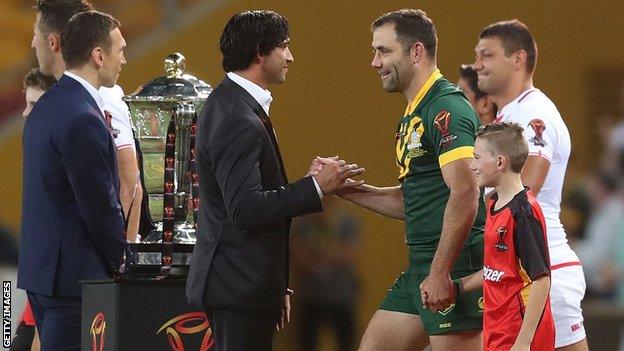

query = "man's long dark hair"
[{"left": 219, "top": 10, "right": 289, "bottom": 72}]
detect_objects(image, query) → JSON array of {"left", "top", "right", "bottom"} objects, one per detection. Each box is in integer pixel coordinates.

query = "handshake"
[{"left": 306, "top": 156, "right": 366, "bottom": 196}]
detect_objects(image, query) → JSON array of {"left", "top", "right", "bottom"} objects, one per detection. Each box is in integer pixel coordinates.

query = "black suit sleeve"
[
  {"left": 209, "top": 110, "right": 322, "bottom": 231},
  {"left": 59, "top": 115, "right": 127, "bottom": 270}
]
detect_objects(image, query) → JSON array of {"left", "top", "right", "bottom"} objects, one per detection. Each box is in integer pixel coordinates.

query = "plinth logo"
[
  {"left": 90, "top": 312, "right": 106, "bottom": 351},
  {"left": 157, "top": 312, "right": 214, "bottom": 350}
]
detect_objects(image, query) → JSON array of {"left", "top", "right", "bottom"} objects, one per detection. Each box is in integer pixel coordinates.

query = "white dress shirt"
[
  {"left": 63, "top": 71, "right": 105, "bottom": 116},
  {"left": 226, "top": 72, "right": 323, "bottom": 198},
  {"left": 227, "top": 72, "right": 272, "bottom": 116}
]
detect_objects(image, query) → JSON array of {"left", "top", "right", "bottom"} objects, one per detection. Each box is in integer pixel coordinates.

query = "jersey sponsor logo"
[
  {"left": 528, "top": 119, "right": 547, "bottom": 147},
  {"left": 433, "top": 110, "right": 458, "bottom": 148},
  {"left": 571, "top": 323, "right": 582, "bottom": 332},
  {"left": 495, "top": 226, "right": 509, "bottom": 252},
  {"left": 483, "top": 265, "right": 505, "bottom": 282},
  {"left": 437, "top": 303, "right": 455, "bottom": 316}
]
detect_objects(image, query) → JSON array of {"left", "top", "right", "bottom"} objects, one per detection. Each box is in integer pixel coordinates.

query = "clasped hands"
[
  {"left": 420, "top": 272, "right": 456, "bottom": 313},
  {"left": 306, "top": 156, "right": 365, "bottom": 195}
]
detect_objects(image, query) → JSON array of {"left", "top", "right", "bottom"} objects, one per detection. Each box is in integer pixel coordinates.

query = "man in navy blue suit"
[{"left": 18, "top": 10, "right": 127, "bottom": 350}]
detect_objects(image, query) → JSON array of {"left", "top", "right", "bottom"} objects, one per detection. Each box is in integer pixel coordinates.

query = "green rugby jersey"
[{"left": 396, "top": 69, "right": 485, "bottom": 250}]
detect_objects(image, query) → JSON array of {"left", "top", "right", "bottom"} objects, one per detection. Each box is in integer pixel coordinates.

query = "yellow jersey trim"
[
  {"left": 518, "top": 260, "right": 532, "bottom": 305},
  {"left": 404, "top": 69, "right": 443, "bottom": 116},
  {"left": 438, "top": 146, "right": 474, "bottom": 168},
  {"left": 396, "top": 118, "right": 423, "bottom": 180}
]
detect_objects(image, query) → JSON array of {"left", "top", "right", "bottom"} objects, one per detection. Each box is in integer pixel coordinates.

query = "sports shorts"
[
  {"left": 550, "top": 263, "right": 586, "bottom": 347},
  {"left": 380, "top": 270, "right": 483, "bottom": 335}
]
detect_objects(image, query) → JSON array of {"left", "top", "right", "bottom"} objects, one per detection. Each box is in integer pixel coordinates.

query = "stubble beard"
[{"left": 381, "top": 72, "right": 401, "bottom": 93}]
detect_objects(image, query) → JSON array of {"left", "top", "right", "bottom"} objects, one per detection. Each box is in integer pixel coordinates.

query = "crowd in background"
[{"left": 566, "top": 91, "right": 624, "bottom": 305}]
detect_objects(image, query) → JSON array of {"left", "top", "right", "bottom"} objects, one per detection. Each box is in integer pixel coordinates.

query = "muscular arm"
[
  {"left": 339, "top": 184, "right": 404, "bottom": 220},
  {"left": 429, "top": 158, "right": 480, "bottom": 275},
  {"left": 521, "top": 155, "right": 550, "bottom": 195},
  {"left": 116, "top": 147, "right": 141, "bottom": 242}
]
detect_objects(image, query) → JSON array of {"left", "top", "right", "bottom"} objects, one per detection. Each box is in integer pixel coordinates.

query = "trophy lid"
[{"left": 124, "top": 52, "right": 212, "bottom": 103}]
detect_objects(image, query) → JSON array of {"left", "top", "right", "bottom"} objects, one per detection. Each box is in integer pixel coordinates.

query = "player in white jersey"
[
  {"left": 100, "top": 85, "right": 143, "bottom": 243},
  {"left": 474, "top": 20, "right": 588, "bottom": 351}
]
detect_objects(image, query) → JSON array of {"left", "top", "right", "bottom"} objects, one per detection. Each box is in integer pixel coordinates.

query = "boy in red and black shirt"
[{"left": 454, "top": 122, "right": 554, "bottom": 351}]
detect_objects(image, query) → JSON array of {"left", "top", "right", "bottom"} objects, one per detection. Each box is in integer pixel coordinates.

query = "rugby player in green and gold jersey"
[{"left": 326, "top": 9, "right": 486, "bottom": 351}]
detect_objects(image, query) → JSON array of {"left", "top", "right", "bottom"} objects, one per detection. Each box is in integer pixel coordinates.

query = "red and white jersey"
[
  {"left": 100, "top": 85, "right": 135, "bottom": 152},
  {"left": 483, "top": 189, "right": 555, "bottom": 351},
  {"left": 496, "top": 88, "right": 577, "bottom": 265}
]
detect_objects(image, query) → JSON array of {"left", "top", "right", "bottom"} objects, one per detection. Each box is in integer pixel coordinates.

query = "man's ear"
[
  {"left": 513, "top": 50, "right": 527, "bottom": 71},
  {"left": 481, "top": 96, "right": 496, "bottom": 115},
  {"left": 91, "top": 47, "right": 104, "bottom": 68},
  {"left": 410, "top": 42, "right": 426, "bottom": 64},
  {"left": 253, "top": 52, "right": 263, "bottom": 65},
  {"left": 48, "top": 33, "right": 61, "bottom": 54}
]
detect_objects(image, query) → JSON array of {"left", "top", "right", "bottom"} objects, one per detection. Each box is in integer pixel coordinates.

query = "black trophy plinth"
[{"left": 81, "top": 278, "right": 213, "bottom": 350}]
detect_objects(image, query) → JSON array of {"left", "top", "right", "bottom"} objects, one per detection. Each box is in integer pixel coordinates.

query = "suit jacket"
[
  {"left": 186, "top": 76, "right": 323, "bottom": 311},
  {"left": 18, "top": 75, "right": 127, "bottom": 298}
]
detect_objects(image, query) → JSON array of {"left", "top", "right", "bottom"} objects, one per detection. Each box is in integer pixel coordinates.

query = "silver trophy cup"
[{"left": 123, "top": 52, "right": 211, "bottom": 277}]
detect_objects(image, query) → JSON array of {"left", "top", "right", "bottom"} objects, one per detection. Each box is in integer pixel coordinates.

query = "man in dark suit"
[
  {"left": 186, "top": 10, "right": 365, "bottom": 351},
  {"left": 18, "top": 11, "right": 128, "bottom": 350}
]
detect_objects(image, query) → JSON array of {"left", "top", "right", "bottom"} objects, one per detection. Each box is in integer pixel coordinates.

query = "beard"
[{"left": 381, "top": 70, "right": 403, "bottom": 93}]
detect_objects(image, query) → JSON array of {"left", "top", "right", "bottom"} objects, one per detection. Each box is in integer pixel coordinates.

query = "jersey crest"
[
  {"left": 494, "top": 226, "right": 509, "bottom": 252},
  {"left": 433, "top": 110, "right": 458, "bottom": 148},
  {"left": 396, "top": 117, "right": 426, "bottom": 179},
  {"left": 528, "top": 119, "right": 547, "bottom": 147}
]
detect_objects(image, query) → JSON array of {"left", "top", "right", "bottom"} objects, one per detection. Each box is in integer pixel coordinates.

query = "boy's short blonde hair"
[{"left": 476, "top": 122, "right": 528, "bottom": 173}]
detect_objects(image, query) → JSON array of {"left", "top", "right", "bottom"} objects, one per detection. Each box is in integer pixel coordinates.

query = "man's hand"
[
  {"left": 419, "top": 272, "right": 455, "bottom": 312},
  {"left": 308, "top": 156, "right": 366, "bottom": 196},
  {"left": 313, "top": 159, "right": 364, "bottom": 195},
  {"left": 306, "top": 156, "right": 339, "bottom": 177},
  {"left": 276, "top": 294, "right": 291, "bottom": 331}
]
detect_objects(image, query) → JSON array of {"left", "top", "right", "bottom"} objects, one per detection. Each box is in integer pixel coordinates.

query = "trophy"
[{"left": 123, "top": 52, "right": 211, "bottom": 277}]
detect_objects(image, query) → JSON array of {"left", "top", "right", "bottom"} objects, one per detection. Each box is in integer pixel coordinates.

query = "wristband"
[{"left": 452, "top": 280, "right": 462, "bottom": 295}]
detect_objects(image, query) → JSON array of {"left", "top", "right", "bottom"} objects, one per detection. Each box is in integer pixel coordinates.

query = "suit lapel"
[{"left": 221, "top": 77, "right": 289, "bottom": 183}]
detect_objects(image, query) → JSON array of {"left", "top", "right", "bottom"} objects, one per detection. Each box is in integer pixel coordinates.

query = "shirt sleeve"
[
  {"left": 425, "top": 94, "right": 480, "bottom": 168},
  {"left": 514, "top": 101, "right": 556, "bottom": 162},
  {"left": 102, "top": 85, "right": 135, "bottom": 151},
  {"left": 524, "top": 118, "right": 555, "bottom": 162},
  {"left": 109, "top": 114, "right": 135, "bottom": 151},
  {"left": 513, "top": 206, "right": 550, "bottom": 281}
]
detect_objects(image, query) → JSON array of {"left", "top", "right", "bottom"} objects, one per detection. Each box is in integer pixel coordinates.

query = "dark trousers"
[
  {"left": 206, "top": 308, "right": 279, "bottom": 351},
  {"left": 27, "top": 293, "right": 81, "bottom": 351},
  {"left": 298, "top": 301, "right": 356, "bottom": 351}
]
